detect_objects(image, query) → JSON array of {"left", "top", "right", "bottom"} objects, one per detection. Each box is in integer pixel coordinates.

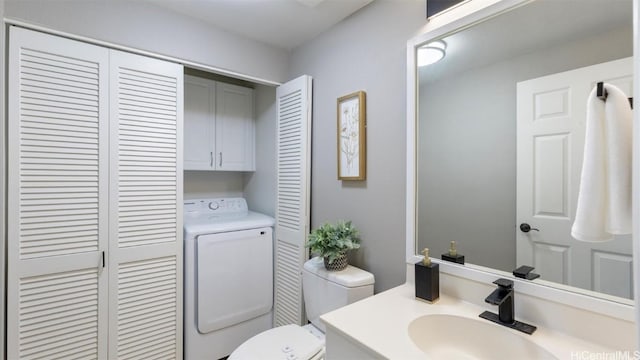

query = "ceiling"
[{"left": 144, "top": 0, "right": 374, "bottom": 50}]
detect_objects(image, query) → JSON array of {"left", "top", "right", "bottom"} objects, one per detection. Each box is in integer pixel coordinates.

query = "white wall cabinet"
[
  {"left": 184, "top": 75, "right": 255, "bottom": 171},
  {"left": 7, "top": 27, "right": 183, "bottom": 359},
  {"left": 184, "top": 76, "right": 215, "bottom": 170}
]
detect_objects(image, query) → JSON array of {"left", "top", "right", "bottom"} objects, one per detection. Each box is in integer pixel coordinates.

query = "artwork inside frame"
[{"left": 337, "top": 91, "right": 366, "bottom": 180}]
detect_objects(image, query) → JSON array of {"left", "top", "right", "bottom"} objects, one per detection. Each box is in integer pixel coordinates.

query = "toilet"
[{"left": 229, "top": 256, "right": 375, "bottom": 360}]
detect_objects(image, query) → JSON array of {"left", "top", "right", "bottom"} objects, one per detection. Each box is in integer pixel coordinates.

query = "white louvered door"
[
  {"left": 8, "top": 27, "right": 109, "bottom": 359},
  {"left": 108, "top": 50, "right": 183, "bottom": 359},
  {"left": 274, "top": 75, "right": 312, "bottom": 326},
  {"left": 9, "top": 27, "right": 183, "bottom": 360}
]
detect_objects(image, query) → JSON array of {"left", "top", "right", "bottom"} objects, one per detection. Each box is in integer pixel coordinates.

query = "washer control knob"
[
  {"left": 282, "top": 346, "right": 292, "bottom": 353},
  {"left": 286, "top": 354, "right": 297, "bottom": 360},
  {"left": 208, "top": 201, "right": 220, "bottom": 210}
]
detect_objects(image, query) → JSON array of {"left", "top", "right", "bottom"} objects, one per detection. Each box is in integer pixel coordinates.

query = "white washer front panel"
[{"left": 196, "top": 227, "right": 273, "bottom": 334}]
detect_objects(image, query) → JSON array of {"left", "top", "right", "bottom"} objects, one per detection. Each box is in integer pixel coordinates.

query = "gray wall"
[
  {"left": 289, "top": 0, "right": 428, "bottom": 292},
  {"left": 244, "top": 85, "right": 277, "bottom": 217},
  {"left": 184, "top": 172, "right": 245, "bottom": 200},
  {"left": 418, "top": 26, "right": 632, "bottom": 272},
  {"left": 3, "top": 0, "right": 289, "bottom": 83}
]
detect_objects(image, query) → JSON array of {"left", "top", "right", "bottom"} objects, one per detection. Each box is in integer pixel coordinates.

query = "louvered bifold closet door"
[
  {"left": 108, "top": 50, "right": 183, "bottom": 360},
  {"left": 274, "top": 75, "right": 312, "bottom": 326},
  {"left": 7, "top": 27, "right": 109, "bottom": 360}
]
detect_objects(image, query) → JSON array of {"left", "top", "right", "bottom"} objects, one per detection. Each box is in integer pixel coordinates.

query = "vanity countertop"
[{"left": 320, "top": 283, "right": 615, "bottom": 359}]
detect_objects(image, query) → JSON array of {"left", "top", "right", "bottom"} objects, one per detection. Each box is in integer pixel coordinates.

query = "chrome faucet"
[{"left": 479, "top": 278, "right": 537, "bottom": 335}]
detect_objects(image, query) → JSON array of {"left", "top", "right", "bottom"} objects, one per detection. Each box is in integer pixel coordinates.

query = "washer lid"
[
  {"left": 303, "top": 256, "right": 375, "bottom": 287},
  {"left": 229, "top": 325, "right": 323, "bottom": 360},
  {"left": 183, "top": 211, "right": 275, "bottom": 236}
]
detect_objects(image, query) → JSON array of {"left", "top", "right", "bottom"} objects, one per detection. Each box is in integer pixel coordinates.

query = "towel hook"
[
  {"left": 596, "top": 82, "right": 608, "bottom": 101},
  {"left": 596, "top": 82, "right": 633, "bottom": 109}
]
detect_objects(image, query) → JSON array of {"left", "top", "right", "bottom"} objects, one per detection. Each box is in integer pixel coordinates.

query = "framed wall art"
[{"left": 337, "top": 91, "right": 366, "bottom": 180}]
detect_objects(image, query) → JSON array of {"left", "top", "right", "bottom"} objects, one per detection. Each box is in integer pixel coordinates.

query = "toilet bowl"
[
  {"left": 230, "top": 324, "right": 325, "bottom": 360},
  {"left": 230, "top": 257, "right": 375, "bottom": 360}
]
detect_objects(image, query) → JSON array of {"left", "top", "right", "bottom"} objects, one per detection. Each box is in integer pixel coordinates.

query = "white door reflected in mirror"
[{"left": 516, "top": 58, "right": 634, "bottom": 299}]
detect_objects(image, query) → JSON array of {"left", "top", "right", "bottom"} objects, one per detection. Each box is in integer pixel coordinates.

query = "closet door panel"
[
  {"left": 109, "top": 49, "right": 183, "bottom": 359},
  {"left": 18, "top": 267, "right": 101, "bottom": 359},
  {"left": 274, "top": 75, "right": 312, "bottom": 326},
  {"left": 7, "top": 27, "right": 109, "bottom": 360}
]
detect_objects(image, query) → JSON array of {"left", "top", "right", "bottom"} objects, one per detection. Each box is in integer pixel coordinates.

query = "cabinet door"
[
  {"left": 215, "top": 82, "right": 255, "bottom": 171},
  {"left": 7, "top": 27, "right": 109, "bottom": 359},
  {"left": 109, "top": 50, "right": 183, "bottom": 359},
  {"left": 184, "top": 75, "right": 215, "bottom": 170}
]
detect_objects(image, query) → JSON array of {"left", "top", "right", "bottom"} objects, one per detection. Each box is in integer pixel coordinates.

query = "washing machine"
[{"left": 183, "top": 198, "right": 275, "bottom": 360}]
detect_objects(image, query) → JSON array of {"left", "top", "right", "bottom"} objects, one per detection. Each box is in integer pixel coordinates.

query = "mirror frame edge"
[
  {"left": 405, "top": 0, "right": 638, "bottom": 327},
  {"left": 632, "top": 0, "right": 640, "bottom": 347}
]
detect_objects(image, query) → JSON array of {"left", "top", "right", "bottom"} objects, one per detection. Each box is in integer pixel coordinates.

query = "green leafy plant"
[{"left": 306, "top": 220, "right": 361, "bottom": 264}]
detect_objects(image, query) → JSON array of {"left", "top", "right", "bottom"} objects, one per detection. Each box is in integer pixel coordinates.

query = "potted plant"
[{"left": 307, "top": 220, "right": 361, "bottom": 271}]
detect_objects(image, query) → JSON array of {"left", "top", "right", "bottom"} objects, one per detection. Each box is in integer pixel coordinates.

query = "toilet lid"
[{"left": 230, "top": 324, "right": 324, "bottom": 360}]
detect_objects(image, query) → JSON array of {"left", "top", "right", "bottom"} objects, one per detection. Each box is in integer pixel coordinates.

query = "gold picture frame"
[{"left": 337, "top": 91, "right": 366, "bottom": 180}]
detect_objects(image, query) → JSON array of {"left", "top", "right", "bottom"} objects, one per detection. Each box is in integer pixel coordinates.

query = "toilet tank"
[{"left": 302, "top": 257, "right": 375, "bottom": 331}]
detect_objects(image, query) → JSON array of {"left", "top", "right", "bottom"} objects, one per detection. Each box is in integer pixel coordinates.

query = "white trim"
[
  {"left": 407, "top": 255, "right": 634, "bottom": 321},
  {"left": 3, "top": 18, "right": 283, "bottom": 87},
  {"left": 406, "top": 0, "right": 637, "bottom": 328},
  {"left": 633, "top": 0, "right": 640, "bottom": 349},
  {"left": 0, "top": 15, "right": 6, "bottom": 360},
  {"left": 410, "top": 257, "right": 634, "bottom": 321},
  {"left": 427, "top": 0, "right": 473, "bottom": 20},
  {"left": 408, "top": 0, "right": 531, "bottom": 51},
  {"left": 405, "top": 42, "right": 417, "bottom": 262}
]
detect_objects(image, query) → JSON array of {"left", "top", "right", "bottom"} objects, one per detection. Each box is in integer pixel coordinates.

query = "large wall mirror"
[{"left": 414, "top": 0, "right": 634, "bottom": 304}]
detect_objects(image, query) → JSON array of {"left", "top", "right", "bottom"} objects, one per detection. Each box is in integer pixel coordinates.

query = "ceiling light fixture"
[{"left": 417, "top": 40, "right": 447, "bottom": 67}]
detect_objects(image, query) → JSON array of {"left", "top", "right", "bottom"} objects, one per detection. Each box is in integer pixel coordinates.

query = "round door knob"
[{"left": 520, "top": 223, "right": 539, "bottom": 233}]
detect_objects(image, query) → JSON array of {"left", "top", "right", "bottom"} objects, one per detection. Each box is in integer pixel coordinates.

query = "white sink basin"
[{"left": 408, "top": 314, "right": 557, "bottom": 359}]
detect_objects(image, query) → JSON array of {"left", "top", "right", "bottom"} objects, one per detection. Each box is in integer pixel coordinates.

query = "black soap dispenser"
[
  {"left": 441, "top": 241, "right": 465, "bottom": 264},
  {"left": 415, "top": 248, "right": 439, "bottom": 303}
]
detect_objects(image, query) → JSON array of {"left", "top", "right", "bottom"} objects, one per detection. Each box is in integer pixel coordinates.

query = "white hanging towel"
[{"left": 571, "top": 83, "right": 632, "bottom": 242}]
